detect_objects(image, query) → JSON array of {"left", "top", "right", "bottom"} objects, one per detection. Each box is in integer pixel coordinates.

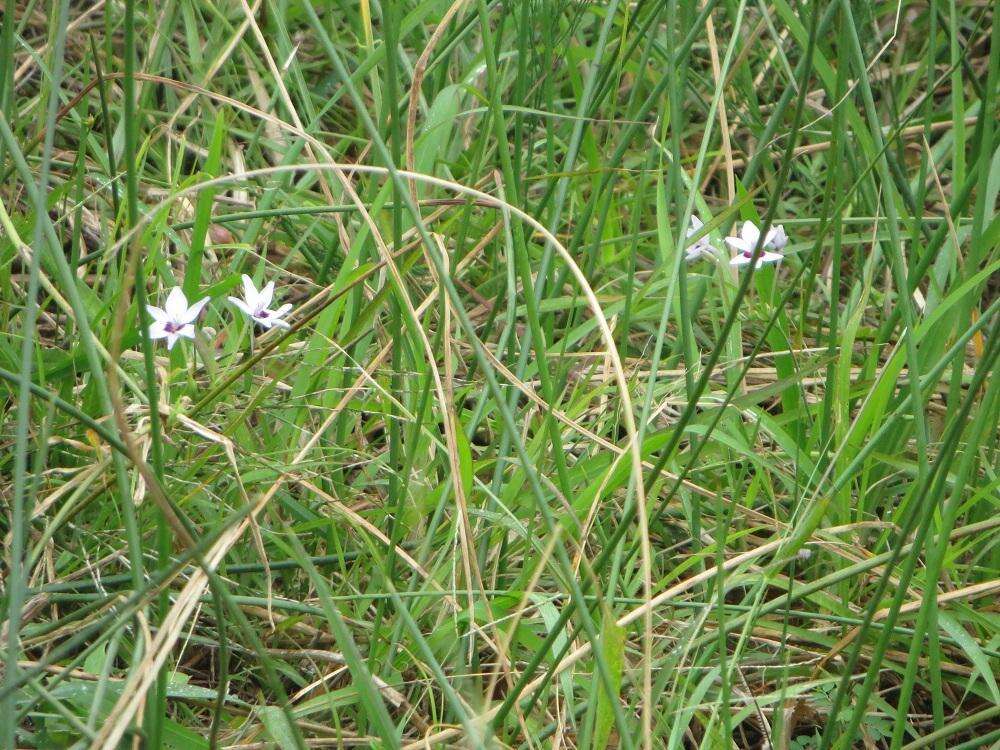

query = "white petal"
[
  {"left": 165, "top": 287, "right": 188, "bottom": 321},
  {"left": 228, "top": 297, "right": 252, "bottom": 316},
  {"left": 179, "top": 296, "right": 210, "bottom": 324},
  {"left": 732, "top": 250, "right": 783, "bottom": 269},
  {"left": 725, "top": 237, "right": 751, "bottom": 253},
  {"left": 270, "top": 318, "right": 291, "bottom": 329},
  {"left": 148, "top": 320, "right": 168, "bottom": 339},
  {"left": 271, "top": 303, "right": 293, "bottom": 319},
  {"left": 770, "top": 225, "right": 788, "bottom": 250},
  {"left": 686, "top": 215, "right": 703, "bottom": 236},
  {"left": 741, "top": 220, "right": 760, "bottom": 243},
  {"left": 241, "top": 274, "right": 259, "bottom": 309},
  {"left": 166, "top": 332, "right": 180, "bottom": 350},
  {"left": 178, "top": 324, "right": 196, "bottom": 340},
  {"left": 257, "top": 281, "right": 275, "bottom": 310},
  {"left": 146, "top": 305, "right": 169, "bottom": 322}
]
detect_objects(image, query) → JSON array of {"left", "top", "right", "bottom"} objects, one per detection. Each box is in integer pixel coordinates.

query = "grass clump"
[{"left": 0, "top": 1, "right": 997, "bottom": 748}]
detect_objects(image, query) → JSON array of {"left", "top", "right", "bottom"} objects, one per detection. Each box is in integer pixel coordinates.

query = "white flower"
[
  {"left": 684, "top": 215, "right": 714, "bottom": 262},
  {"left": 725, "top": 220, "right": 787, "bottom": 268},
  {"left": 228, "top": 275, "right": 292, "bottom": 330},
  {"left": 146, "top": 287, "right": 210, "bottom": 350},
  {"left": 769, "top": 225, "right": 789, "bottom": 250}
]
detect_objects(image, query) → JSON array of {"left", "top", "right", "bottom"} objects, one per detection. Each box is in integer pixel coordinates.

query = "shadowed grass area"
[{"left": 0, "top": 1, "right": 997, "bottom": 748}]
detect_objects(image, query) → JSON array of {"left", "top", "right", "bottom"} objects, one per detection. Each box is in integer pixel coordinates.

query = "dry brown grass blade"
[
  {"left": 404, "top": 0, "right": 470, "bottom": 183},
  {"left": 705, "top": 10, "right": 736, "bottom": 202},
  {"left": 429, "top": 233, "right": 488, "bottom": 656},
  {"left": 816, "top": 578, "right": 1000, "bottom": 674}
]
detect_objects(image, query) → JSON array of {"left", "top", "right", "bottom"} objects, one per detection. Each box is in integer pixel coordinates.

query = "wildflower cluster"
[{"left": 146, "top": 275, "right": 292, "bottom": 350}]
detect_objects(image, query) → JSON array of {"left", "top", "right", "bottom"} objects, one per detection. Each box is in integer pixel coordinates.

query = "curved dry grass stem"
[
  {"left": 105, "top": 156, "right": 648, "bottom": 531},
  {"left": 77, "top": 72, "right": 639, "bottom": 473},
  {"left": 163, "top": 40, "right": 495, "bottom": 626},
  {"left": 93, "top": 154, "right": 650, "bottom": 747},
  {"left": 125, "top": 69, "right": 500, "bottom": 633}
]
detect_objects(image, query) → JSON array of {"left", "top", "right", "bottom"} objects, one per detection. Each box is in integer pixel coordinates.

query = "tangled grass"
[{"left": 1, "top": 0, "right": 998, "bottom": 748}]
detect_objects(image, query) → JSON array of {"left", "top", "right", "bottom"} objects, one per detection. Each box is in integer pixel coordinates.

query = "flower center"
[
  {"left": 255, "top": 309, "right": 270, "bottom": 319},
  {"left": 164, "top": 321, "right": 182, "bottom": 333},
  {"left": 743, "top": 250, "right": 753, "bottom": 258}
]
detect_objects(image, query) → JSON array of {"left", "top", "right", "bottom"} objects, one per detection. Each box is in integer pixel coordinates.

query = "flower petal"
[
  {"left": 257, "top": 281, "right": 275, "bottom": 310},
  {"left": 165, "top": 287, "right": 188, "bottom": 320},
  {"left": 740, "top": 220, "right": 760, "bottom": 243},
  {"left": 241, "top": 274, "right": 258, "bottom": 309},
  {"left": 270, "top": 318, "right": 291, "bottom": 329},
  {"left": 146, "top": 305, "right": 169, "bottom": 322},
  {"left": 271, "top": 303, "right": 292, "bottom": 319},
  {"left": 730, "top": 253, "right": 752, "bottom": 267},
  {"left": 178, "top": 324, "right": 196, "bottom": 340},
  {"left": 725, "top": 237, "right": 750, "bottom": 253},
  {"left": 758, "top": 250, "right": 783, "bottom": 265},
  {"left": 228, "top": 297, "right": 252, "bottom": 316},
  {"left": 148, "top": 320, "right": 168, "bottom": 339},
  {"left": 179, "top": 296, "right": 210, "bottom": 324},
  {"left": 166, "top": 332, "right": 179, "bottom": 350},
  {"left": 686, "top": 215, "right": 703, "bottom": 236},
  {"left": 769, "top": 225, "right": 788, "bottom": 250}
]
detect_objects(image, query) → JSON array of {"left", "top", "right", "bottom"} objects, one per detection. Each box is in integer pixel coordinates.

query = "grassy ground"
[{"left": 0, "top": 0, "right": 998, "bottom": 748}]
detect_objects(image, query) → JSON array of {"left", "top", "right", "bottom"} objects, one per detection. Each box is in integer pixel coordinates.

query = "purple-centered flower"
[
  {"left": 147, "top": 287, "right": 210, "bottom": 350},
  {"left": 228, "top": 275, "right": 292, "bottom": 330},
  {"left": 725, "top": 220, "right": 787, "bottom": 268}
]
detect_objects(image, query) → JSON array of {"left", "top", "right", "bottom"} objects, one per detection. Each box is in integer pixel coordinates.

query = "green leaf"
[
  {"left": 260, "top": 705, "right": 299, "bottom": 748},
  {"left": 163, "top": 717, "right": 211, "bottom": 750},
  {"left": 939, "top": 611, "right": 1000, "bottom": 704},
  {"left": 593, "top": 615, "right": 626, "bottom": 750},
  {"left": 415, "top": 84, "right": 463, "bottom": 178},
  {"left": 183, "top": 111, "right": 226, "bottom": 297},
  {"left": 456, "top": 417, "right": 474, "bottom": 501}
]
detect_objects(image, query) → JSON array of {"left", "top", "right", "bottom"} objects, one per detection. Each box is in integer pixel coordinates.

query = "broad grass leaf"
[{"left": 594, "top": 616, "right": 626, "bottom": 750}]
